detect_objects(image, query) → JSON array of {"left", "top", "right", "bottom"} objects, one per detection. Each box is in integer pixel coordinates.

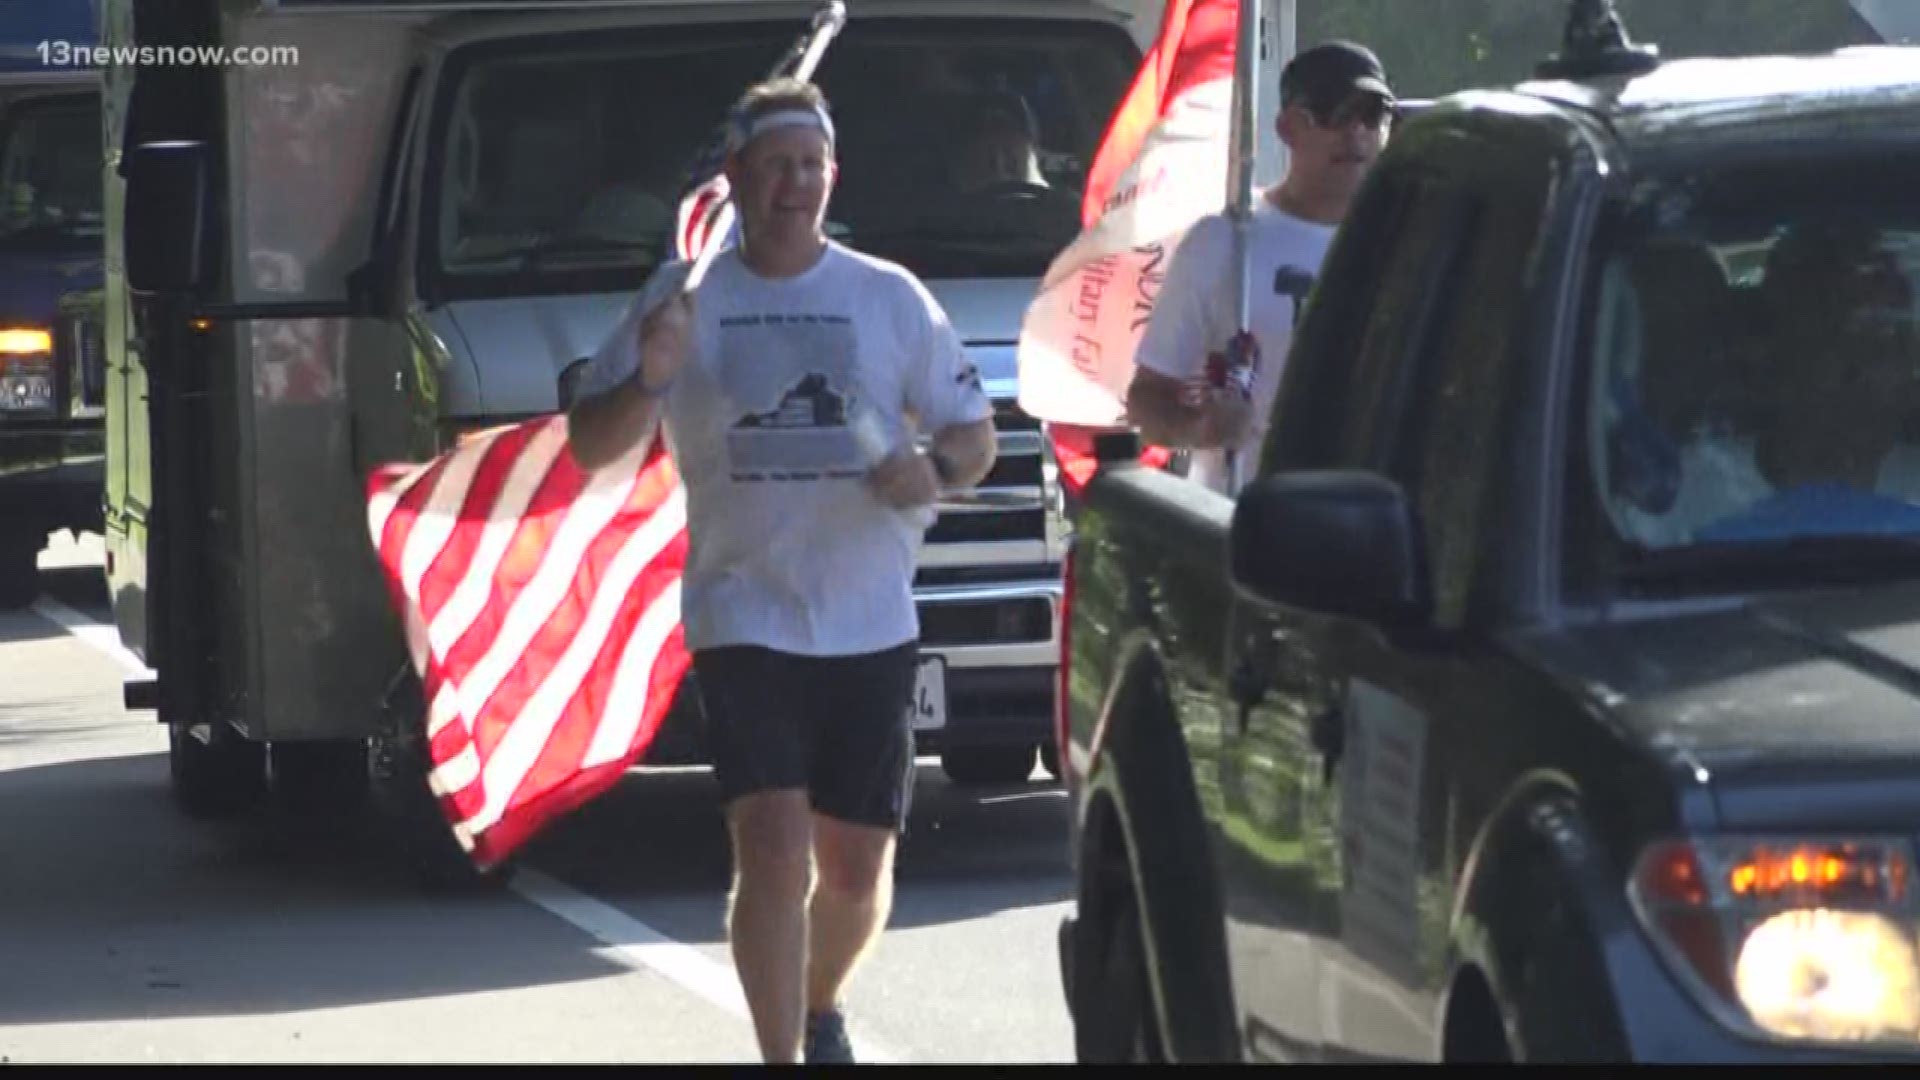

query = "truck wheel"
[
  {"left": 271, "top": 740, "right": 370, "bottom": 814},
  {"left": 0, "top": 538, "right": 40, "bottom": 609},
  {"left": 168, "top": 721, "right": 268, "bottom": 819},
  {"left": 1076, "top": 877, "right": 1164, "bottom": 1062},
  {"left": 941, "top": 744, "right": 1038, "bottom": 785},
  {"left": 368, "top": 674, "right": 516, "bottom": 894}
]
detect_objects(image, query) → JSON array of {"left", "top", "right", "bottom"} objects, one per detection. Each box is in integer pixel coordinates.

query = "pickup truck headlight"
[
  {"left": 0, "top": 327, "right": 54, "bottom": 413},
  {"left": 1630, "top": 837, "right": 1920, "bottom": 1046}
]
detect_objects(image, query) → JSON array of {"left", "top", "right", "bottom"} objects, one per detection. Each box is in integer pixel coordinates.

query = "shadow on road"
[
  {"left": 515, "top": 760, "right": 1075, "bottom": 945},
  {"left": 0, "top": 741, "right": 1075, "bottom": 1023},
  {"left": 0, "top": 749, "right": 639, "bottom": 1026}
]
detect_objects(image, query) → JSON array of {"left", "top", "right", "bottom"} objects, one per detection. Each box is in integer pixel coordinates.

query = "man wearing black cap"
[{"left": 1125, "top": 40, "right": 1396, "bottom": 496}]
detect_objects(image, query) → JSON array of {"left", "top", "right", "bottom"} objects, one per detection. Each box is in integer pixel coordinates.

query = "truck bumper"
[{"left": 914, "top": 576, "right": 1060, "bottom": 751}]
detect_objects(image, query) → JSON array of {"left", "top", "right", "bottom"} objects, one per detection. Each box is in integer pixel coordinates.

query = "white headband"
[{"left": 727, "top": 105, "right": 837, "bottom": 153}]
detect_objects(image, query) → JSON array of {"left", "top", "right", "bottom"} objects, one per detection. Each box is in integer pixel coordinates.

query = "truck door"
[
  {"left": 107, "top": 0, "right": 226, "bottom": 723},
  {"left": 1216, "top": 163, "right": 1466, "bottom": 1061},
  {"left": 1309, "top": 144, "right": 1552, "bottom": 1066}
]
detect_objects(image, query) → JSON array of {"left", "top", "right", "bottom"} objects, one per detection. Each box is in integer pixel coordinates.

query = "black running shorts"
[{"left": 692, "top": 640, "right": 920, "bottom": 831}]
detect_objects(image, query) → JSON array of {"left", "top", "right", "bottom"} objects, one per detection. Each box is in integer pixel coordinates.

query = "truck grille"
[
  {"left": 918, "top": 395, "right": 1059, "bottom": 573},
  {"left": 919, "top": 595, "right": 1053, "bottom": 647}
]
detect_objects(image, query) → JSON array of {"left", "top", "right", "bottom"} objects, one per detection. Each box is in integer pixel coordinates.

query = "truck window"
[
  {"left": 1583, "top": 152, "right": 1920, "bottom": 558},
  {"left": 1383, "top": 180, "right": 1545, "bottom": 626},
  {"left": 420, "top": 17, "right": 1136, "bottom": 300},
  {"left": 0, "top": 95, "right": 102, "bottom": 254},
  {"left": 1264, "top": 171, "right": 1469, "bottom": 474}
]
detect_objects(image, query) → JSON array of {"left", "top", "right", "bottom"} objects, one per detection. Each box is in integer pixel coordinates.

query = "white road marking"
[
  {"left": 28, "top": 599, "right": 903, "bottom": 1065},
  {"left": 30, "top": 596, "right": 154, "bottom": 679}
]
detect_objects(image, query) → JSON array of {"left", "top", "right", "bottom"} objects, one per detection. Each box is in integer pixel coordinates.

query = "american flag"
[{"left": 362, "top": 5, "right": 847, "bottom": 871}]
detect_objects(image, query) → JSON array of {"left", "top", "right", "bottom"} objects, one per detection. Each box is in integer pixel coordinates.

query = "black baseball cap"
[{"left": 1281, "top": 41, "right": 1395, "bottom": 116}]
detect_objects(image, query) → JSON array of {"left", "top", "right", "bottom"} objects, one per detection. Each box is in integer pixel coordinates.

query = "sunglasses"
[{"left": 1305, "top": 95, "right": 1394, "bottom": 131}]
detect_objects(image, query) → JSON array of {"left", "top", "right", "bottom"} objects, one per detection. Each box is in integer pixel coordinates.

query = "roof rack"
[{"left": 1534, "top": 0, "right": 1660, "bottom": 80}]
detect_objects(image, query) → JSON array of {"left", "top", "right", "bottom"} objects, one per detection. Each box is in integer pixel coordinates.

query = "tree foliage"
[{"left": 1297, "top": 0, "right": 1884, "bottom": 100}]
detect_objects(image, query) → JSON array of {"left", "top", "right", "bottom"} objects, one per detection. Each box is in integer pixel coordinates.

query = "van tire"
[
  {"left": 369, "top": 670, "right": 517, "bottom": 894},
  {"left": 0, "top": 538, "right": 39, "bottom": 609},
  {"left": 168, "top": 720, "right": 269, "bottom": 819},
  {"left": 942, "top": 744, "right": 1038, "bottom": 785},
  {"left": 271, "top": 739, "right": 370, "bottom": 813}
]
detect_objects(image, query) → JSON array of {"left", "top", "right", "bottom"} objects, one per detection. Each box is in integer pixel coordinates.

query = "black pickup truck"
[{"left": 1054, "top": 29, "right": 1920, "bottom": 1066}]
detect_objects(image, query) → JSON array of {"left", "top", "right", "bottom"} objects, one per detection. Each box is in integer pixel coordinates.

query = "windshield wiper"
[
  {"left": 849, "top": 223, "right": 1073, "bottom": 249},
  {"left": 507, "top": 235, "right": 664, "bottom": 273},
  {"left": 1618, "top": 534, "right": 1920, "bottom": 592}
]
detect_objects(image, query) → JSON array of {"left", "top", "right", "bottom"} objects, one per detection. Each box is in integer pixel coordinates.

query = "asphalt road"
[{"left": 0, "top": 533, "right": 1076, "bottom": 1064}]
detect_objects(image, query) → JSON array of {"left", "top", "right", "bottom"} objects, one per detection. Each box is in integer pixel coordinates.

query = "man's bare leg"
[
  {"left": 806, "top": 812, "right": 898, "bottom": 1016},
  {"left": 726, "top": 789, "right": 814, "bottom": 1063}
]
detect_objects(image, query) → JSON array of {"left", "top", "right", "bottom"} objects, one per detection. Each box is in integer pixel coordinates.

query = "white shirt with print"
[
  {"left": 577, "top": 242, "right": 992, "bottom": 657},
  {"left": 1133, "top": 199, "right": 1337, "bottom": 496}
]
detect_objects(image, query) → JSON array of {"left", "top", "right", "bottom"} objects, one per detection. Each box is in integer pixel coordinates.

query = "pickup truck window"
[
  {"left": 1586, "top": 155, "right": 1920, "bottom": 572},
  {"left": 0, "top": 95, "right": 101, "bottom": 254},
  {"left": 1265, "top": 171, "right": 1480, "bottom": 472},
  {"left": 424, "top": 18, "right": 1134, "bottom": 300}
]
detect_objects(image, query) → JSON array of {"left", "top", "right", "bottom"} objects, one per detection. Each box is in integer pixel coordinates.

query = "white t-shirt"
[
  {"left": 577, "top": 242, "right": 993, "bottom": 657},
  {"left": 1133, "top": 199, "right": 1337, "bottom": 496}
]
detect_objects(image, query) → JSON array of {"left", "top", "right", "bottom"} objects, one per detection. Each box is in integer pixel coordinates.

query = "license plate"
[{"left": 909, "top": 656, "right": 946, "bottom": 731}]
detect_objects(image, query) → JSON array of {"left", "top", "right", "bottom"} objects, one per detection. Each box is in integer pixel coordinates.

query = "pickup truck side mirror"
[
  {"left": 1228, "top": 470, "right": 1432, "bottom": 628},
  {"left": 122, "top": 140, "right": 214, "bottom": 297}
]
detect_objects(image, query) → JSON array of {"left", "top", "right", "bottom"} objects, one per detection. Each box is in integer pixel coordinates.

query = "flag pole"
[
  {"left": 1223, "top": 0, "right": 1260, "bottom": 496},
  {"left": 684, "top": 0, "right": 848, "bottom": 294}
]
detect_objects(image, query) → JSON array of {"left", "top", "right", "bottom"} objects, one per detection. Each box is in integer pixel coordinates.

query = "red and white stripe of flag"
[{"left": 365, "top": 416, "right": 691, "bottom": 869}]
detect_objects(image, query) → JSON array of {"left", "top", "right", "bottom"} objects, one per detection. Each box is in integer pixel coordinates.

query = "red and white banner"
[{"left": 1015, "top": 0, "right": 1240, "bottom": 492}]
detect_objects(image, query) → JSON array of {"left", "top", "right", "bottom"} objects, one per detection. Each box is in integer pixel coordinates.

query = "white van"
[{"left": 104, "top": 0, "right": 1206, "bottom": 882}]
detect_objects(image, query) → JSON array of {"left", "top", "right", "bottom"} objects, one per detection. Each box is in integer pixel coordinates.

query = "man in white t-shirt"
[
  {"left": 1127, "top": 41, "right": 1396, "bottom": 496},
  {"left": 566, "top": 78, "right": 996, "bottom": 1065}
]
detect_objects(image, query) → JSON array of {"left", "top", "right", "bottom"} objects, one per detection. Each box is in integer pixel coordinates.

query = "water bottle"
[{"left": 850, "top": 400, "right": 938, "bottom": 531}]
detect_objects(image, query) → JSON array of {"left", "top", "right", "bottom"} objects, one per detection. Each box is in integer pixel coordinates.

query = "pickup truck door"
[
  {"left": 1218, "top": 602, "right": 1346, "bottom": 1060},
  {"left": 1306, "top": 161, "right": 1547, "bottom": 1062},
  {"left": 1216, "top": 162, "right": 1488, "bottom": 1060}
]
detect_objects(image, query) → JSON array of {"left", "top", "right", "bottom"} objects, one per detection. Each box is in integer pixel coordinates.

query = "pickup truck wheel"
[
  {"left": 168, "top": 721, "right": 268, "bottom": 819},
  {"left": 368, "top": 675, "right": 517, "bottom": 894},
  {"left": 1077, "top": 883, "right": 1164, "bottom": 1062},
  {"left": 0, "top": 538, "right": 40, "bottom": 609},
  {"left": 941, "top": 744, "right": 1038, "bottom": 785}
]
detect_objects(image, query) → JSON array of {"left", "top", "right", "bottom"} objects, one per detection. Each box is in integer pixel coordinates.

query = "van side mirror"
[
  {"left": 557, "top": 357, "right": 591, "bottom": 411},
  {"left": 1228, "top": 470, "right": 1431, "bottom": 628},
  {"left": 122, "top": 141, "right": 213, "bottom": 296}
]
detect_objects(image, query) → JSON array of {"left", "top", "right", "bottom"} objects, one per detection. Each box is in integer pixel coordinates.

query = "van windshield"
[
  {"left": 425, "top": 17, "right": 1136, "bottom": 298},
  {"left": 0, "top": 95, "right": 102, "bottom": 254},
  {"left": 1583, "top": 153, "right": 1920, "bottom": 579}
]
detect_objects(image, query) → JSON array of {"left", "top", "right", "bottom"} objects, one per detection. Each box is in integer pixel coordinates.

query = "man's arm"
[
  {"left": 565, "top": 287, "right": 692, "bottom": 473},
  {"left": 1124, "top": 216, "right": 1249, "bottom": 450},
  {"left": 930, "top": 416, "right": 996, "bottom": 490},
  {"left": 1125, "top": 365, "right": 1251, "bottom": 451},
  {"left": 566, "top": 376, "right": 667, "bottom": 473}
]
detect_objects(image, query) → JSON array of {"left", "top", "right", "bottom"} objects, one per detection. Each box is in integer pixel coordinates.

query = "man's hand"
[
  {"left": 635, "top": 292, "right": 694, "bottom": 393},
  {"left": 866, "top": 448, "right": 940, "bottom": 510},
  {"left": 1195, "top": 391, "right": 1254, "bottom": 448},
  {"left": 1128, "top": 365, "right": 1255, "bottom": 450}
]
